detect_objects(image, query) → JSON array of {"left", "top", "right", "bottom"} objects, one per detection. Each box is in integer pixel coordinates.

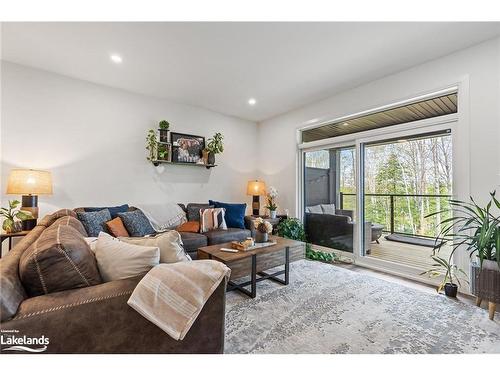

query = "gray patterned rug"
[{"left": 225, "top": 260, "right": 500, "bottom": 354}]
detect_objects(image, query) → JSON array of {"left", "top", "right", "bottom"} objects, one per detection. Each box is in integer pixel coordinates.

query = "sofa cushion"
[
  {"left": 305, "top": 204, "right": 323, "bottom": 214},
  {"left": 77, "top": 209, "right": 112, "bottom": 237},
  {"left": 186, "top": 203, "right": 213, "bottom": 222},
  {"left": 209, "top": 200, "right": 246, "bottom": 229},
  {"left": 204, "top": 228, "right": 251, "bottom": 245},
  {"left": 19, "top": 224, "right": 102, "bottom": 297},
  {"left": 117, "top": 209, "right": 155, "bottom": 237},
  {"left": 85, "top": 204, "right": 129, "bottom": 218},
  {"left": 120, "top": 231, "right": 191, "bottom": 263},
  {"left": 179, "top": 232, "right": 207, "bottom": 254},
  {"left": 321, "top": 203, "right": 336, "bottom": 215},
  {"left": 105, "top": 217, "right": 130, "bottom": 237}
]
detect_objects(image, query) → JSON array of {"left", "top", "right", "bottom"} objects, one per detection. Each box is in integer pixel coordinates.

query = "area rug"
[{"left": 225, "top": 260, "right": 500, "bottom": 354}]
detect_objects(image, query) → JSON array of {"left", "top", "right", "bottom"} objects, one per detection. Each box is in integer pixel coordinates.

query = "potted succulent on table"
[
  {"left": 204, "top": 132, "right": 224, "bottom": 165},
  {"left": 427, "top": 191, "right": 499, "bottom": 318},
  {"left": 253, "top": 217, "right": 273, "bottom": 243},
  {"left": 420, "top": 252, "right": 468, "bottom": 297},
  {"left": 158, "top": 120, "right": 170, "bottom": 142},
  {"left": 265, "top": 186, "right": 278, "bottom": 219},
  {"left": 1, "top": 200, "right": 33, "bottom": 233}
]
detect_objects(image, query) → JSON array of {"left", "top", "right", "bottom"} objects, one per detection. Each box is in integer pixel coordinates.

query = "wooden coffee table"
[{"left": 197, "top": 236, "right": 305, "bottom": 298}]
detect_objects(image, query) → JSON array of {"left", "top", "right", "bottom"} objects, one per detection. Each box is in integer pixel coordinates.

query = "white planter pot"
[{"left": 269, "top": 210, "right": 277, "bottom": 219}]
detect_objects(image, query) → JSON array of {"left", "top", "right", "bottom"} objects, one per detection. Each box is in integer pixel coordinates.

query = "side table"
[{"left": 0, "top": 231, "right": 31, "bottom": 258}]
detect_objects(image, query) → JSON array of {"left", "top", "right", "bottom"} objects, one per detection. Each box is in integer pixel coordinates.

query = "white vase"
[{"left": 269, "top": 210, "right": 277, "bottom": 219}]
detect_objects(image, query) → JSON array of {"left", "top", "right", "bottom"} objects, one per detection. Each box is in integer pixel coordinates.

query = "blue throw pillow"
[
  {"left": 117, "top": 210, "right": 155, "bottom": 237},
  {"left": 77, "top": 209, "right": 112, "bottom": 237},
  {"left": 85, "top": 204, "right": 129, "bottom": 219},
  {"left": 209, "top": 200, "right": 246, "bottom": 229}
]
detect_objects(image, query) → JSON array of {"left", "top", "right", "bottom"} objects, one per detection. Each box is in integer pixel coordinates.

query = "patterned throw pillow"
[
  {"left": 77, "top": 209, "right": 112, "bottom": 237},
  {"left": 200, "top": 208, "right": 227, "bottom": 233},
  {"left": 117, "top": 209, "right": 155, "bottom": 237},
  {"left": 186, "top": 203, "right": 214, "bottom": 222}
]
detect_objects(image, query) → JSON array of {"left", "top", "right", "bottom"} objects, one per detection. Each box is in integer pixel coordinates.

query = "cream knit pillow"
[
  {"left": 94, "top": 232, "right": 160, "bottom": 282},
  {"left": 120, "top": 231, "right": 191, "bottom": 263}
]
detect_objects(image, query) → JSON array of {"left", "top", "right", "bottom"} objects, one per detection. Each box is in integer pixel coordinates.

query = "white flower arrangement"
[
  {"left": 253, "top": 217, "right": 273, "bottom": 234},
  {"left": 265, "top": 186, "right": 278, "bottom": 211}
]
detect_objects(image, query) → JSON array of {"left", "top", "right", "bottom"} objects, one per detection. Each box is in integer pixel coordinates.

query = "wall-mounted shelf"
[{"left": 152, "top": 160, "right": 217, "bottom": 169}]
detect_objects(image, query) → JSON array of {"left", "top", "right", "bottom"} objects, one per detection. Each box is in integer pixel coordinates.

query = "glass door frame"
[{"left": 299, "top": 114, "right": 462, "bottom": 280}]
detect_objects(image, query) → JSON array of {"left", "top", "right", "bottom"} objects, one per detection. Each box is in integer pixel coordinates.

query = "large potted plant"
[
  {"left": 204, "top": 132, "right": 224, "bottom": 165},
  {"left": 428, "top": 191, "right": 499, "bottom": 318}
]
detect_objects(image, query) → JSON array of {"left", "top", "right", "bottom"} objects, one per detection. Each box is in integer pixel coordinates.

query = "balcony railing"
[{"left": 339, "top": 192, "right": 451, "bottom": 239}]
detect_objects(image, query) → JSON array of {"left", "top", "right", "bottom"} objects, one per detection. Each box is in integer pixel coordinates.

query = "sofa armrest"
[{"left": 1, "top": 276, "right": 226, "bottom": 353}]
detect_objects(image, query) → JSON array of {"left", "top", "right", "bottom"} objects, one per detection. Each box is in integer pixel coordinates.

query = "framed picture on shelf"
[{"left": 170, "top": 132, "right": 205, "bottom": 164}]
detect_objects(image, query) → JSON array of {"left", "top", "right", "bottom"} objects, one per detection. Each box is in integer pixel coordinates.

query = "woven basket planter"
[{"left": 470, "top": 260, "right": 500, "bottom": 303}]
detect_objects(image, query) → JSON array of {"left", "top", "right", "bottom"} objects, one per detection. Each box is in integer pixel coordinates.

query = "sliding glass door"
[
  {"left": 361, "top": 131, "right": 453, "bottom": 269},
  {"left": 303, "top": 146, "right": 356, "bottom": 253}
]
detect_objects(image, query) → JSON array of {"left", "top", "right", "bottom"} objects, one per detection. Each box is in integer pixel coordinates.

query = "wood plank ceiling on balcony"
[{"left": 302, "top": 93, "right": 457, "bottom": 143}]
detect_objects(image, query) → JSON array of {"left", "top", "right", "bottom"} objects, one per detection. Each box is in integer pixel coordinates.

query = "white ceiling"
[{"left": 2, "top": 22, "right": 500, "bottom": 122}]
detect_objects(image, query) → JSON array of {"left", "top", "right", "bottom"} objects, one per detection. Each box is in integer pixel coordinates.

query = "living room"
[{"left": 1, "top": 0, "right": 499, "bottom": 372}]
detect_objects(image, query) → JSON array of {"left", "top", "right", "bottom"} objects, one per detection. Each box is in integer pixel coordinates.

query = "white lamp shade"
[{"left": 6, "top": 169, "right": 53, "bottom": 195}]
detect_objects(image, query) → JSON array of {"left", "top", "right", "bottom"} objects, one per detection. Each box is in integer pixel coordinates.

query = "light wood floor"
[{"left": 368, "top": 236, "right": 451, "bottom": 269}]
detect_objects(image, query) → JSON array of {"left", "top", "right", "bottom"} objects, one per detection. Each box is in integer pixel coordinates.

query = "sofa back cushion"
[
  {"left": 19, "top": 223, "right": 102, "bottom": 297},
  {"left": 208, "top": 200, "right": 246, "bottom": 229},
  {"left": 305, "top": 204, "right": 323, "bottom": 214},
  {"left": 186, "top": 203, "right": 213, "bottom": 222},
  {"left": 51, "top": 215, "right": 88, "bottom": 237},
  {"left": 84, "top": 204, "right": 129, "bottom": 218}
]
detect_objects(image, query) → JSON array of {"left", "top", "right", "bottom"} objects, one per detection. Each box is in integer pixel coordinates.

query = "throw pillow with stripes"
[{"left": 199, "top": 208, "right": 227, "bottom": 233}]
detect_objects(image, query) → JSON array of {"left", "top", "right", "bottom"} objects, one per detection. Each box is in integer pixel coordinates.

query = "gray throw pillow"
[
  {"left": 118, "top": 209, "right": 155, "bottom": 237},
  {"left": 186, "top": 203, "right": 214, "bottom": 222},
  {"left": 77, "top": 209, "right": 112, "bottom": 237}
]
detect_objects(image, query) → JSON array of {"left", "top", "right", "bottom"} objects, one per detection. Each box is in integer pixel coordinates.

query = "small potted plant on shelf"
[
  {"left": 158, "top": 120, "right": 170, "bottom": 142},
  {"left": 253, "top": 217, "right": 272, "bottom": 243},
  {"left": 146, "top": 129, "right": 158, "bottom": 162},
  {"left": 157, "top": 143, "right": 170, "bottom": 161},
  {"left": 204, "top": 132, "right": 224, "bottom": 165},
  {"left": 265, "top": 186, "right": 278, "bottom": 219},
  {"left": 420, "top": 252, "right": 468, "bottom": 298},
  {"left": 1, "top": 200, "right": 33, "bottom": 233},
  {"left": 427, "top": 191, "right": 499, "bottom": 318}
]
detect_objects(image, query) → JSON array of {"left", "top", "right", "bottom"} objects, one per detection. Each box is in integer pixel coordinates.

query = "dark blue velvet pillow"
[
  {"left": 117, "top": 210, "right": 155, "bottom": 237},
  {"left": 85, "top": 204, "right": 129, "bottom": 219},
  {"left": 209, "top": 200, "right": 246, "bottom": 229}
]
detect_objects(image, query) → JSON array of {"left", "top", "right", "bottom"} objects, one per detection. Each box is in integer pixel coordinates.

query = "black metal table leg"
[
  {"left": 250, "top": 254, "right": 257, "bottom": 298},
  {"left": 284, "top": 246, "right": 290, "bottom": 285}
]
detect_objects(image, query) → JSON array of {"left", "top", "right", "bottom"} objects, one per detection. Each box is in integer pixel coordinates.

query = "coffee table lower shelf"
[{"left": 223, "top": 247, "right": 290, "bottom": 298}]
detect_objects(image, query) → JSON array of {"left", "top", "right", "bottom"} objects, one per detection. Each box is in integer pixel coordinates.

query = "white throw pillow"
[
  {"left": 84, "top": 237, "right": 98, "bottom": 252},
  {"left": 94, "top": 232, "right": 160, "bottom": 282},
  {"left": 321, "top": 204, "right": 336, "bottom": 215},
  {"left": 306, "top": 204, "right": 323, "bottom": 214},
  {"left": 120, "top": 230, "right": 191, "bottom": 263}
]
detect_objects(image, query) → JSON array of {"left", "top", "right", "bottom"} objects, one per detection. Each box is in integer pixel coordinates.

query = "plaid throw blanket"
[{"left": 127, "top": 260, "right": 230, "bottom": 340}]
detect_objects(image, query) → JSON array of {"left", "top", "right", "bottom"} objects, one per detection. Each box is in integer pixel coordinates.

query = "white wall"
[
  {"left": 258, "top": 37, "right": 500, "bottom": 217},
  {"left": 0, "top": 62, "right": 258, "bottom": 217}
]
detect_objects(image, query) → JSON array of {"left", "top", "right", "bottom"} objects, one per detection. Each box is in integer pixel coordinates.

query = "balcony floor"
[{"left": 368, "top": 235, "right": 451, "bottom": 269}]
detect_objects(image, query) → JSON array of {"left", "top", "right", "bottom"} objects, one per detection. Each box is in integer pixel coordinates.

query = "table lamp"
[
  {"left": 6, "top": 169, "right": 53, "bottom": 230},
  {"left": 246, "top": 180, "right": 267, "bottom": 216}
]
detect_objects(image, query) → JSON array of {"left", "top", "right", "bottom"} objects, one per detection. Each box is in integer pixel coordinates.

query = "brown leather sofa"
[{"left": 0, "top": 209, "right": 227, "bottom": 354}]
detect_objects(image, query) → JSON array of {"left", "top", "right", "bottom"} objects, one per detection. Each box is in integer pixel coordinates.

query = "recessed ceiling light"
[
  {"left": 342, "top": 122, "right": 349, "bottom": 126},
  {"left": 110, "top": 54, "right": 123, "bottom": 64},
  {"left": 248, "top": 98, "right": 257, "bottom": 106}
]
